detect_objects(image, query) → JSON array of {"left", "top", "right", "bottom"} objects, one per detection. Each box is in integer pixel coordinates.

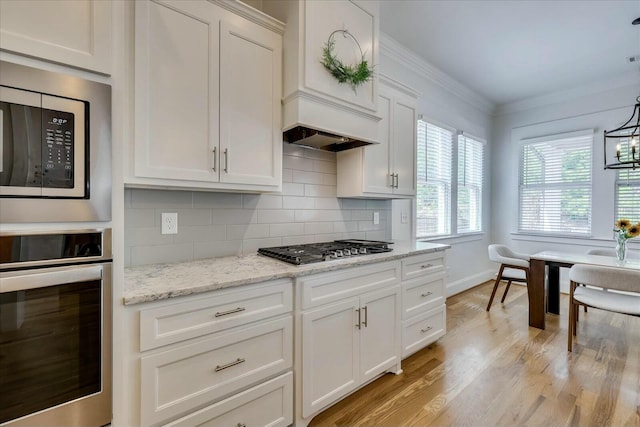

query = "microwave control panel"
[{"left": 43, "top": 109, "right": 74, "bottom": 189}]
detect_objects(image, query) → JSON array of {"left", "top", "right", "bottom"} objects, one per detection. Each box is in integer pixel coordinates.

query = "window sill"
[
  {"left": 418, "top": 232, "right": 485, "bottom": 245},
  {"left": 510, "top": 232, "right": 640, "bottom": 249}
]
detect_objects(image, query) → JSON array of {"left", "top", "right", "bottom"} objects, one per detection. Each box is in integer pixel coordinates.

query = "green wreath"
[{"left": 321, "top": 29, "right": 373, "bottom": 91}]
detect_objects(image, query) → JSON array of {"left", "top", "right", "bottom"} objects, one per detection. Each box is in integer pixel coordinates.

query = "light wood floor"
[{"left": 309, "top": 281, "right": 640, "bottom": 427}]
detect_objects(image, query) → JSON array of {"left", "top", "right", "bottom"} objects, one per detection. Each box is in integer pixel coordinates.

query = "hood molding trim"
[{"left": 282, "top": 90, "right": 381, "bottom": 122}]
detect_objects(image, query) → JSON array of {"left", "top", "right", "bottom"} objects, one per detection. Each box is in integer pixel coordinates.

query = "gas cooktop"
[{"left": 257, "top": 239, "right": 393, "bottom": 265}]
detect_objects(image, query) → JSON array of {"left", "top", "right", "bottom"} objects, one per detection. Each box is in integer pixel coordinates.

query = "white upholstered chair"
[
  {"left": 486, "top": 244, "right": 530, "bottom": 311},
  {"left": 568, "top": 264, "right": 640, "bottom": 351}
]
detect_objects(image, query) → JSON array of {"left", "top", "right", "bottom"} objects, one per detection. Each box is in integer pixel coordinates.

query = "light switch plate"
[
  {"left": 373, "top": 211, "right": 380, "bottom": 225},
  {"left": 161, "top": 212, "right": 178, "bottom": 234},
  {"left": 401, "top": 211, "right": 409, "bottom": 224}
]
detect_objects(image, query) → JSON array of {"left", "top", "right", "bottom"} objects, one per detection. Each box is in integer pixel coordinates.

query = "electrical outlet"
[
  {"left": 161, "top": 212, "right": 178, "bottom": 235},
  {"left": 401, "top": 211, "right": 409, "bottom": 224},
  {"left": 373, "top": 211, "right": 380, "bottom": 225}
]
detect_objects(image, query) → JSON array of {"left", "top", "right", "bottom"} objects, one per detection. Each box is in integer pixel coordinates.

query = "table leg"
[
  {"left": 528, "top": 258, "right": 546, "bottom": 329},
  {"left": 547, "top": 263, "right": 561, "bottom": 314}
]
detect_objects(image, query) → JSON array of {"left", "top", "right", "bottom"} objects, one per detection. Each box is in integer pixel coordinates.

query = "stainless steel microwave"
[{"left": 0, "top": 61, "right": 111, "bottom": 223}]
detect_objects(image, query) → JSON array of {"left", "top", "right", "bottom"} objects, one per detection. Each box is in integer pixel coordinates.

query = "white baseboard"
[{"left": 446, "top": 269, "right": 494, "bottom": 297}]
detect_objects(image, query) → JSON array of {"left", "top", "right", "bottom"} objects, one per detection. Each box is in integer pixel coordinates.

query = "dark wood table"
[{"left": 528, "top": 251, "right": 640, "bottom": 329}]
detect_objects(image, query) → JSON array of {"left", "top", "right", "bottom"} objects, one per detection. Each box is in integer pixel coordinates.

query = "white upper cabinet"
[
  {"left": 131, "top": 0, "right": 283, "bottom": 192},
  {"left": 0, "top": 0, "right": 112, "bottom": 74},
  {"left": 336, "top": 76, "right": 418, "bottom": 198}
]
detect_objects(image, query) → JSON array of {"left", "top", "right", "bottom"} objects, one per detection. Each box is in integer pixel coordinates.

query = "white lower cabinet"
[
  {"left": 400, "top": 253, "right": 447, "bottom": 358},
  {"left": 136, "top": 279, "right": 293, "bottom": 427},
  {"left": 298, "top": 261, "right": 401, "bottom": 421}
]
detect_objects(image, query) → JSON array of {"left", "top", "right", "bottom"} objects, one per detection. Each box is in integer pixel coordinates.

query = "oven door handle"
[{"left": 0, "top": 264, "right": 103, "bottom": 293}]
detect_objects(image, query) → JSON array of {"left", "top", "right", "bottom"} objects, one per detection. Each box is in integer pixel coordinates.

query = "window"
[
  {"left": 616, "top": 168, "right": 640, "bottom": 223},
  {"left": 416, "top": 119, "right": 484, "bottom": 239},
  {"left": 457, "top": 134, "right": 484, "bottom": 233},
  {"left": 416, "top": 120, "right": 452, "bottom": 237},
  {"left": 518, "top": 130, "right": 593, "bottom": 235}
]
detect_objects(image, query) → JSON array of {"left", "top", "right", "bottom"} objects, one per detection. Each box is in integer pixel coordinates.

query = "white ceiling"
[{"left": 379, "top": 0, "right": 640, "bottom": 106}]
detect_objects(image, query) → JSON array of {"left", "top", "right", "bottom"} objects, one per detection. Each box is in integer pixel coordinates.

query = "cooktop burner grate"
[{"left": 257, "top": 239, "right": 392, "bottom": 265}]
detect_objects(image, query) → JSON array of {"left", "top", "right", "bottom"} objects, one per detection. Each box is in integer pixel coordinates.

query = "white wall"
[
  {"left": 381, "top": 34, "right": 496, "bottom": 295},
  {"left": 491, "top": 80, "right": 640, "bottom": 284}
]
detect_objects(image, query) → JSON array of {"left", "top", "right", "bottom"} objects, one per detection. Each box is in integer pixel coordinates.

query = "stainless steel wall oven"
[
  {"left": 0, "top": 229, "right": 112, "bottom": 427},
  {"left": 0, "top": 61, "right": 111, "bottom": 223}
]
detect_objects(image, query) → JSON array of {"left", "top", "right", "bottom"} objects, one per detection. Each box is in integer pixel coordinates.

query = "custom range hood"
[
  {"left": 283, "top": 126, "right": 374, "bottom": 152},
  {"left": 263, "top": 0, "right": 381, "bottom": 151}
]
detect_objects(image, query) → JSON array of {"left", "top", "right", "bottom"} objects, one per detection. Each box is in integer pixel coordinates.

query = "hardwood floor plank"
[{"left": 309, "top": 281, "right": 640, "bottom": 427}]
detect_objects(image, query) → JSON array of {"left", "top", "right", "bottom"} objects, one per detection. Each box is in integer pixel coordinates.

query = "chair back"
[
  {"left": 570, "top": 264, "right": 640, "bottom": 294},
  {"left": 488, "top": 244, "right": 529, "bottom": 268}
]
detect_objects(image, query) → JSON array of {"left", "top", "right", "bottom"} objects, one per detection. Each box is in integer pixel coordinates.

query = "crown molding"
[
  {"left": 379, "top": 32, "right": 495, "bottom": 114},
  {"left": 495, "top": 71, "right": 640, "bottom": 117}
]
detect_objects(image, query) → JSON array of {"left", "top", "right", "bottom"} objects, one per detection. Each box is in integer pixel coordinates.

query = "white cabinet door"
[
  {"left": 359, "top": 286, "right": 399, "bottom": 383},
  {"left": 363, "top": 92, "right": 393, "bottom": 195},
  {"left": 134, "top": 0, "right": 219, "bottom": 182},
  {"left": 302, "top": 298, "right": 360, "bottom": 418},
  {"left": 391, "top": 94, "right": 417, "bottom": 196},
  {"left": 0, "top": 0, "right": 111, "bottom": 74},
  {"left": 219, "top": 19, "right": 282, "bottom": 187}
]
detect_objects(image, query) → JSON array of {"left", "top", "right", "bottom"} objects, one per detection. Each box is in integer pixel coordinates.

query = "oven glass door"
[
  {"left": 0, "top": 86, "right": 86, "bottom": 198},
  {"left": 0, "top": 264, "right": 105, "bottom": 425}
]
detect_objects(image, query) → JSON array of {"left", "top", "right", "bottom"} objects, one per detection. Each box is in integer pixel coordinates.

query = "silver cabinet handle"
[
  {"left": 214, "top": 358, "right": 245, "bottom": 372},
  {"left": 214, "top": 307, "right": 245, "bottom": 318},
  {"left": 395, "top": 173, "right": 399, "bottom": 188},
  {"left": 420, "top": 292, "right": 433, "bottom": 298},
  {"left": 237, "top": 424, "right": 246, "bottom": 427},
  {"left": 420, "top": 263, "right": 433, "bottom": 269},
  {"left": 212, "top": 147, "right": 217, "bottom": 172},
  {"left": 420, "top": 326, "right": 433, "bottom": 333},
  {"left": 224, "top": 148, "right": 228, "bottom": 173},
  {"left": 390, "top": 173, "right": 395, "bottom": 188},
  {"left": 362, "top": 305, "right": 368, "bottom": 327},
  {"left": 355, "top": 308, "right": 361, "bottom": 329}
]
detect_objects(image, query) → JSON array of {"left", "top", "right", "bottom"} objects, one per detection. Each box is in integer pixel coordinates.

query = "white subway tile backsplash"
[
  {"left": 258, "top": 209, "right": 296, "bottom": 224},
  {"left": 314, "top": 197, "right": 341, "bottom": 210},
  {"left": 125, "top": 208, "right": 156, "bottom": 228},
  {"left": 131, "top": 243, "right": 194, "bottom": 266},
  {"left": 174, "top": 225, "right": 226, "bottom": 243},
  {"left": 304, "top": 184, "right": 337, "bottom": 197},
  {"left": 212, "top": 209, "right": 258, "bottom": 224},
  {"left": 193, "top": 192, "right": 243, "bottom": 208},
  {"left": 227, "top": 224, "right": 270, "bottom": 240},
  {"left": 242, "top": 194, "right": 283, "bottom": 209},
  {"left": 282, "top": 182, "right": 305, "bottom": 196},
  {"left": 131, "top": 189, "right": 193, "bottom": 208},
  {"left": 270, "top": 223, "right": 305, "bottom": 237},
  {"left": 304, "top": 222, "right": 334, "bottom": 235},
  {"left": 124, "top": 150, "right": 392, "bottom": 267},
  {"left": 283, "top": 196, "right": 315, "bottom": 209},
  {"left": 194, "top": 240, "right": 242, "bottom": 259}
]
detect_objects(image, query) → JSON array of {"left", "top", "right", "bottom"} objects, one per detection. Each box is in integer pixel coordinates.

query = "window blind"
[
  {"left": 519, "top": 131, "right": 592, "bottom": 235},
  {"left": 457, "top": 134, "right": 483, "bottom": 233},
  {"left": 616, "top": 168, "right": 640, "bottom": 223},
  {"left": 416, "top": 120, "right": 452, "bottom": 237}
]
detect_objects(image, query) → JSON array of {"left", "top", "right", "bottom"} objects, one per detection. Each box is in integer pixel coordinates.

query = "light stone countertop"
[{"left": 123, "top": 240, "right": 450, "bottom": 305}]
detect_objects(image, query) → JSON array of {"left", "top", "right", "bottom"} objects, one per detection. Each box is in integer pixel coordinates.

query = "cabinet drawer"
[
  {"left": 140, "top": 279, "right": 292, "bottom": 351},
  {"left": 163, "top": 372, "right": 293, "bottom": 427},
  {"left": 141, "top": 316, "right": 293, "bottom": 427},
  {"left": 402, "top": 271, "right": 445, "bottom": 320},
  {"left": 299, "top": 261, "right": 400, "bottom": 309},
  {"left": 402, "top": 306, "right": 446, "bottom": 358},
  {"left": 401, "top": 252, "right": 445, "bottom": 281}
]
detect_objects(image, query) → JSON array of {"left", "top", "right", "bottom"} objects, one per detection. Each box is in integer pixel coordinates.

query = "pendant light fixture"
[{"left": 604, "top": 17, "right": 640, "bottom": 170}]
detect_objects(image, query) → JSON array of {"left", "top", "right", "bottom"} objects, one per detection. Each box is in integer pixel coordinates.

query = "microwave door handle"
[{"left": 0, "top": 264, "right": 103, "bottom": 293}]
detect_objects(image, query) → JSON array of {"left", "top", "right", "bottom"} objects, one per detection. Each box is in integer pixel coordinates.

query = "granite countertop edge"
[{"left": 123, "top": 241, "right": 450, "bottom": 306}]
